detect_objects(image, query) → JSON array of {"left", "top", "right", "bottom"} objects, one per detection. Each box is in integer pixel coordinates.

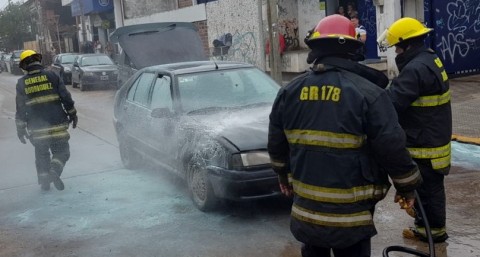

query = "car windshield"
[
  {"left": 178, "top": 68, "right": 280, "bottom": 113},
  {"left": 61, "top": 55, "right": 77, "bottom": 64},
  {"left": 81, "top": 55, "right": 113, "bottom": 66}
]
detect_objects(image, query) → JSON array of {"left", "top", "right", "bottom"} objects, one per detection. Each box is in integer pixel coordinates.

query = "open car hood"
[{"left": 109, "top": 22, "right": 208, "bottom": 69}]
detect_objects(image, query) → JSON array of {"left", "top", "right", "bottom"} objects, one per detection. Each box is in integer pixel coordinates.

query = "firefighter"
[
  {"left": 382, "top": 17, "right": 452, "bottom": 243},
  {"left": 15, "top": 50, "right": 78, "bottom": 191},
  {"left": 268, "top": 14, "right": 423, "bottom": 257}
]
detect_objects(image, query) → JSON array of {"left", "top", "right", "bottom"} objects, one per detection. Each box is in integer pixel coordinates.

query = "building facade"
[{"left": 111, "top": 0, "right": 479, "bottom": 77}]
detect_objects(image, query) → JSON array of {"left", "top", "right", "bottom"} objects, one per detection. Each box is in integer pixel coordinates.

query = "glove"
[
  {"left": 394, "top": 191, "right": 415, "bottom": 209},
  {"left": 17, "top": 128, "right": 28, "bottom": 144},
  {"left": 69, "top": 114, "right": 78, "bottom": 129},
  {"left": 278, "top": 174, "right": 294, "bottom": 197}
]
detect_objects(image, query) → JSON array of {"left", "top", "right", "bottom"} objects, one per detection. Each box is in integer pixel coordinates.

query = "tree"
[{"left": 0, "top": 2, "right": 35, "bottom": 51}]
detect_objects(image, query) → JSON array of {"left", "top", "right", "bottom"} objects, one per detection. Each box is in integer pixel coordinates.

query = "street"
[{"left": 1, "top": 71, "right": 480, "bottom": 257}]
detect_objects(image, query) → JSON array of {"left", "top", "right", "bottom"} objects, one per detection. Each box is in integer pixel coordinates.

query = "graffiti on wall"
[
  {"left": 211, "top": 30, "right": 258, "bottom": 66},
  {"left": 279, "top": 19, "right": 300, "bottom": 50},
  {"left": 435, "top": 0, "right": 480, "bottom": 64}
]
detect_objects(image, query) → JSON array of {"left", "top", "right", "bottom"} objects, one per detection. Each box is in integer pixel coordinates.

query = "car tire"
[
  {"left": 118, "top": 133, "right": 143, "bottom": 169},
  {"left": 187, "top": 159, "right": 218, "bottom": 212},
  {"left": 72, "top": 80, "right": 78, "bottom": 88},
  {"left": 79, "top": 80, "right": 86, "bottom": 91}
]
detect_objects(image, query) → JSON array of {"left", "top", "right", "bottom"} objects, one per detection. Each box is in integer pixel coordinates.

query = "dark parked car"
[
  {"left": 113, "top": 61, "right": 282, "bottom": 211},
  {"left": 109, "top": 22, "right": 208, "bottom": 88},
  {"left": 51, "top": 53, "right": 79, "bottom": 84},
  {"left": 71, "top": 53, "right": 118, "bottom": 91},
  {"left": 8, "top": 50, "right": 24, "bottom": 75}
]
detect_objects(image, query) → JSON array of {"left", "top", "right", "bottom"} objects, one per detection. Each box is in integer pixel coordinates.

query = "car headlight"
[
  {"left": 84, "top": 72, "right": 95, "bottom": 76},
  {"left": 231, "top": 151, "right": 271, "bottom": 170},
  {"left": 64, "top": 67, "right": 71, "bottom": 72}
]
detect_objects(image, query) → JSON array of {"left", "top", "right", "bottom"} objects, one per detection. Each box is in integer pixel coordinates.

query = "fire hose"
[{"left": 382, "top": 190, "right": 436, "bottom": 257}]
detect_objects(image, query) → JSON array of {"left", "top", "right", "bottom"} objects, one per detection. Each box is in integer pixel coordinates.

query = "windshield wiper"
[
  {"left": 186, "top": 106, "right": 228, "bottom": 115},
  {"left": 238, "top": 102, "right": 271, "bottom": 108}
]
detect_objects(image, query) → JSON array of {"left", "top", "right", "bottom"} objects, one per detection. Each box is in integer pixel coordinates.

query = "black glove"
[
  {"left": 17, "top": 128, "right": 28, "bottom": 144},
  {"left": 69, "top": 114, "right": 78, "bottom": 129}
]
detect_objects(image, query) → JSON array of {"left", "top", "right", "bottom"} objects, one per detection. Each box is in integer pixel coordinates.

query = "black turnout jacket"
[{"left": 268, "top": 57, "right": 422, "bottom": 248}]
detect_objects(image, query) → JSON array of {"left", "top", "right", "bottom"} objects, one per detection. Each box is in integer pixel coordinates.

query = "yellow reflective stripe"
[
  {"left": 51, "top": 158, "right": 65, "bottom": 168},
  {"left": 288, "top": 173, "right": 293, "bottom": 184},
  {"left": 431, "top": 154, "right": 451, "bottom": 170},
  {"left": 270, "top": 159, "right": 286, "bottom": 168},
  {"left": 292, "top": 179, "right": 388, "bottom": 203},
  {"left": 67, "top": 108, "right": 77, "bottom": 115},
  {"left": 291, "top": 204, "right": 373, "bottom": 227},
  {"left": 407, "top": 143, "right": 451, "bottom": 159},
  {"left": 30, "top": 124, "right": 69, "bottom": 134},
  {"left": 391, "top": 168, "right": 422, "bottom": 186},
  {"left": 31, "top": 131, "right": 69, "bottom": 140},
  {"left": 411, "top": 90, "right": 450, "bottom": 107},
  {"left": 26, "top": 94, "right": 60, "bottom": 106},
  {"left": 416, "top": 226, "right": 447, "bottom": 238},
  {"left": 16, "top": 119, "right": 27, "bottom": 128},
  {"left": 285, "top": 129, "right": 365, "bottom": 149}
]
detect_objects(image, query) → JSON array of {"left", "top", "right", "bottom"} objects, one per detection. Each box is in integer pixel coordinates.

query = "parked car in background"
[
  {"left": 7, "top": 50, "right": 24, "bottom": 75},
  {"left": 71, "top": 53, "right": 118, "bottom": 91},
  {"left": 109, "top": 22, "right": 207, "bottom": 88},
  {"left": 51, "top": 53, "right": 78, "bottom": 85},
  {"left": 0, "top": 52, "right": 6, "bottom": 72},
  {"left": 113, "top": 61, "right": 282, "bottom": 211}
]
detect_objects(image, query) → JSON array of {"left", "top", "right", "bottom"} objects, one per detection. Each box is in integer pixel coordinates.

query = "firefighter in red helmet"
[
  {"left": 15, "top": 50, "right": 78, "bottom": 191},
  {"left": 268, "top": 15, "right": 423, "bottom": 257}
]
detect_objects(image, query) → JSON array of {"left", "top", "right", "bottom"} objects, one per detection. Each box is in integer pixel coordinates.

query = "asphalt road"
[{"left": 1, "top": 71, "right": 479, "bottom": 257}]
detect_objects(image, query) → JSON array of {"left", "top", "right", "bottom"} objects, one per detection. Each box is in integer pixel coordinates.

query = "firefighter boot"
[
  {"left": 403, "top": 227, "right": 449, "bottom": 243},
  {"left": 49, "top": 159, "right": 65, "bottom": 191},
  {"left": 38, "top": 173, "right": 51, "bottom": 191}
]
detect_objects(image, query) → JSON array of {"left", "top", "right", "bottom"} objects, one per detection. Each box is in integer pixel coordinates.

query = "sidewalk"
[{"left": 450, "top": 74, "right": 480, "bottom": 145}]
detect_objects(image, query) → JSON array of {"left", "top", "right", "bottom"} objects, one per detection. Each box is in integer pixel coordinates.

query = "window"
[
  {"left": 151, "top": 75, "right": 173, "bottom": 111},
  {"left": 127, "top": 72, "right": 156, "bottom": 106}
]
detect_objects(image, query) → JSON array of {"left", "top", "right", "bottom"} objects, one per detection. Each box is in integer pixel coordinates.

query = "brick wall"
[
  {"left": 193, "top": 20, "right": 210, "bottom": 57},
  {"left": 178, "top": 0, "right": 193, "bottom": 8}
]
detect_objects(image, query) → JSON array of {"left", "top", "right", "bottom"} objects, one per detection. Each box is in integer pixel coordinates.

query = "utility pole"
[
  {"left": 80, "top": 0, "right": 87, "bottom": 48},
  {"left": 266, "top": 0, "right": 282, "bottom": 85},
  {"left": 54, "top": 15, "right": 62, "bottom": 53}
]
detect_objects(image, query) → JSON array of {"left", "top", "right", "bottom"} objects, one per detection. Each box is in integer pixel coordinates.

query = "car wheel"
[
  {"left": 72, "top": 80, "right": 78, "bottom": 88},
  {"left": 118, "top": 133, "right": 143, "bottom": 169},
  {"left": 187, "top": 159, "right": 218, "bottom": 212},
  {"left": 79, "top": 80, "right": 86, "bottom": 91}
]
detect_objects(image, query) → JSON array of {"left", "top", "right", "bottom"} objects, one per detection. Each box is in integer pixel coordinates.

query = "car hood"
[
  {"left": 109, "top": 22, "right": 207, "bottom": 69},
  {"left": 187, "top": 105, "right": 271, "bottom": 152},
  {"left": 81, "top": 65, "right": 118, "bottom": 72}
]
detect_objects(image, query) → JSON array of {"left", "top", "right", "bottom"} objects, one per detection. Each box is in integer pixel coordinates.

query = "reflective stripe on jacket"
[{"left": 268, "top": 57, "right": 422, "bottom": 248}]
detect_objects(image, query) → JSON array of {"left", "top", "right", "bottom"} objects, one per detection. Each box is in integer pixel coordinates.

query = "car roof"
[{"left": 143, "top": 61, "right": 255, "bottom": 75}]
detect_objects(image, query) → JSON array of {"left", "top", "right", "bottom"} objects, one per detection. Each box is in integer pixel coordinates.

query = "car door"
[
  {"left": 147, "top": 73, "right": 178, "bottom": 170},
  {"left": 123, "top": 72, "right": 157, "bottom": 155}
]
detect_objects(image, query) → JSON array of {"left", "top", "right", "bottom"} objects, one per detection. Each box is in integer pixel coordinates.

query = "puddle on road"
[{"left": 452, "top": 141, "right": 480, "bottom": 171}]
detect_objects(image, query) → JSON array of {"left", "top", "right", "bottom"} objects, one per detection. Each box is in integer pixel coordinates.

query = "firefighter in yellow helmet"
[
  {"left": 381, "top": 17, "right": 451, "bottom": 243},
  {"left": 15, "top": 50, "right": 78, "bottom": 191},
  {"left": 268, "top": 14, "right": 422, "bottom": 257}
]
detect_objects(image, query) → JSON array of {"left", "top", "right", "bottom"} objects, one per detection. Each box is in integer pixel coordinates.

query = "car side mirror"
[
  {"left": 151, "top": 108, "right": 173, "bottom": 118},
  {"left": 73, "top": 63, "right": 79, "bottom": 67}
]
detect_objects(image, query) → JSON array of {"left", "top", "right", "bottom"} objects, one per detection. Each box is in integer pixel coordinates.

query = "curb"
[{"left": 452, "top": 134, "right": 480, "bottom": 146}]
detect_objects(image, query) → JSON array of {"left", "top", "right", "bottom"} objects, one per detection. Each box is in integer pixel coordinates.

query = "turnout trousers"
[
  {"left": 33, "top": 138, "right": 70, "bottom": 183},
  {"left": 301, "top": 238, "right": 371, "bottom": 257},
  {"left": 414, "top": 160, "right": 447, "bottom": 237}
]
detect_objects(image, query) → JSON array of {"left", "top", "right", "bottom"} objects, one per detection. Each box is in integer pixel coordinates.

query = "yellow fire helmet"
[
  {"left": 383, "top": 17, "right": 433, "bottom": 47},
  {"left": 19, "top": 50, "right": 42, "bottom": 69},
  {"left": 20, "top": 50, "right": 38, "bottom": 61}
]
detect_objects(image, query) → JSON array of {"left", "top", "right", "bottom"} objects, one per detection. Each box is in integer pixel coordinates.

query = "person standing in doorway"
[
  {"left": 351, "top": 14, "right": 367, "bottom": 60},
  {"left": 381, "top": 17, "right": 451, "bottom": 243},
  {"left": 15, "top": 50, "right": 78, "bottom": 191},
  {"left": 268, "top": 14, "right": 422, "bottom": 257}
]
